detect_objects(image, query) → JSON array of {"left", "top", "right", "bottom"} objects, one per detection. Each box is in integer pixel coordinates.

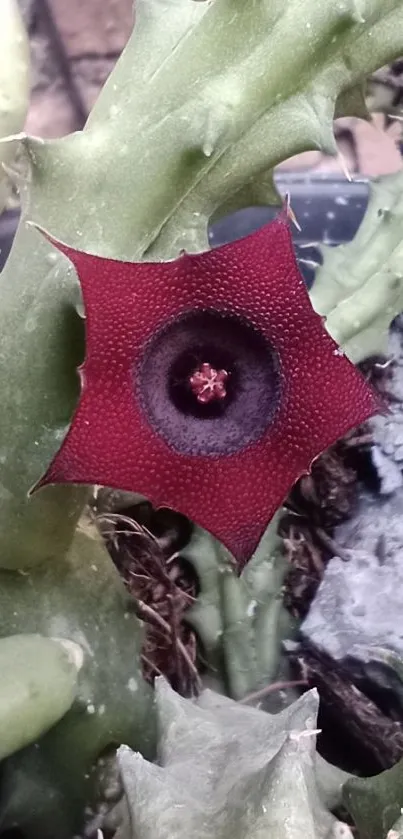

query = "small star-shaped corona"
[
  {"left": 32, "top": 211, "right": 382, "bottom": 566},
  {"left": 189, "top": 363, "right": 229, "bottom": 404}
]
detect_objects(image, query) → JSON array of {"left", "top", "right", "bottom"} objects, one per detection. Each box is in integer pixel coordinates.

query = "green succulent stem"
[
  {"left": 0, "top": 0, "right": 30, "bottom": 213},
  {"left": 310, "top": 171, "right": 403, "bottom": 363},
  {"left": 343, "top": 755, "right": 403, "bottom": 839},
  {"left": 115, "top": 678, "right": 354, "bottom": 839},
  {"left": 0, "top": 633, "right": 82, "bottom": 761},
  {"left": 183, "top": 511, "right": 294, "bottom": 699},
  {"left": 0, "top": 523, "right": 155, "bottom": 838}
]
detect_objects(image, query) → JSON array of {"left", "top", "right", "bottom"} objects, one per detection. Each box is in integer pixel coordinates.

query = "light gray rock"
[
  {"left": 370, "top": 327, "right": 403, "bottom": 478},
  {"left": 370, "top": 445, "right": 402, "bottom": 495},
  {"left": 300, "top": 321, "right": 403, "bottom": 706},
  {"left": 301, "top": 487, "right": 403, "bottom": 662}
]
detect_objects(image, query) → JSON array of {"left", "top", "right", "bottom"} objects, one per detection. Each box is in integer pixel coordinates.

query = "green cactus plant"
[
  {"left": 343, "top": 753, "right": 403, "bottom": 839},
  {"left": 0, "top": 522, "right": 155, "bottom": 839},
  {"left": 183, "top": 510, "right": 295, "bottom": 700},
  {"left": 0, "top": 633, "right": 82, "bottom": 761},
  {"left": 310, "top": 169, "right": 403, "bottom": 363},
  {"left": 114, "top": 677, "right": 354, "bottom": 839},
  {"left": 0, "top": 0, "right": 403, "bottom": 836},
  {"left": 0, "top": 0, "right": 29, "bottom": 213}
]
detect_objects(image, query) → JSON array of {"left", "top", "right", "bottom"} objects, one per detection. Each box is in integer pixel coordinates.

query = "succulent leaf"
[
  {"left": 0, "top": 633, "right": 82, "bottom": 761},
  {"left": 0, "top": 218, "right": 88, "bottom": 568},
  {"left": 0, "top": 0, "right": 30, "bottom": 213},
  {"left": 343, "top": 755, "right": 403, "bottom": 839},
  {"left": 183, "top": 511, "right": 294, "bottom": 698},
  {"left": 310, "top": 170, "right": 403, "bottom": 363},
  {"left": 0, "top": 523, "right": 155, "bottom": 838},
  {"left": 19, "top": 1, "right": 403, "bottom": 261}
]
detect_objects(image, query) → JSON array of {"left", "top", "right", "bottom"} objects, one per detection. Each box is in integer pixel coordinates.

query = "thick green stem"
[
  {"left": 0, "top": 523, "right": 155, "bottom": 837},
  {"left": 0, "top": 0, "right": 30, "bottom": 212},
  {"left": 0, "top": 634, "right": 82, "bottom": 760},
  {"left": 310, "top": 171, "right": 403, "bottom": 363}
]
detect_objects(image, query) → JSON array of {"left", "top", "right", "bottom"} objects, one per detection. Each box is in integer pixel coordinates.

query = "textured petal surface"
[{"left": 34, "top": 215, "right": 381, "bottom": 565}]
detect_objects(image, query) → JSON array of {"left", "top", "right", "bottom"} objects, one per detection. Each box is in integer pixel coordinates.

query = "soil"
[{"left": 95, "top": 500, "right": 201, "bottom": 696}]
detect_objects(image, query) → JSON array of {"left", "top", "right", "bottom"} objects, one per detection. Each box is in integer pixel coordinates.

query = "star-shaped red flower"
[{"left": 33, "top": 213, "right": 381, "bottom": 566}]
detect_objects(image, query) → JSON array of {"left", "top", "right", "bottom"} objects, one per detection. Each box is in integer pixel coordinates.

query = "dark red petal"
[{"left": 33, "top": 215, "right": 382, "bottom": 566}]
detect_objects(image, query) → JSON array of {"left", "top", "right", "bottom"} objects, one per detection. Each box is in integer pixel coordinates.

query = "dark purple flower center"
[{"left": 136, "top": 310, "right": 281, "bottom": 457}]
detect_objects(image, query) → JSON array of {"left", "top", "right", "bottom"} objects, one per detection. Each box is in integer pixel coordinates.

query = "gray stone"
[
  {"left": 370, "top": 445, "right": 403, "bottom": 495},
  {"left": 395, "top": 444, "right": 403, "bottom": 462},
  {"left": 370, "top": 327, "right": 403, "bottom": 471},
  {"left": 301, "top": 486, "right": 403, "bottom": 679},
  {"left": 301, "top": 306, "right": 403, "bottom": 678}
]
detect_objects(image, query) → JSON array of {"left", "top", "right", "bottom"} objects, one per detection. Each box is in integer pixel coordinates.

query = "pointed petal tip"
[
  {"left": 28, "top": 467, "right": 60, "bottom": 498},
  {"left": 283, "top": 193, "right": 302, "bottom": 231},
  {"left": 26, "top": 220, "right": 69, "bottom": 253}
]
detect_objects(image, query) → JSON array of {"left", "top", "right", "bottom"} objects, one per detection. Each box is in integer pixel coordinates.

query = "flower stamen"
[{"left": 189, "top": 363, "right": 229, "bottom": 404}]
